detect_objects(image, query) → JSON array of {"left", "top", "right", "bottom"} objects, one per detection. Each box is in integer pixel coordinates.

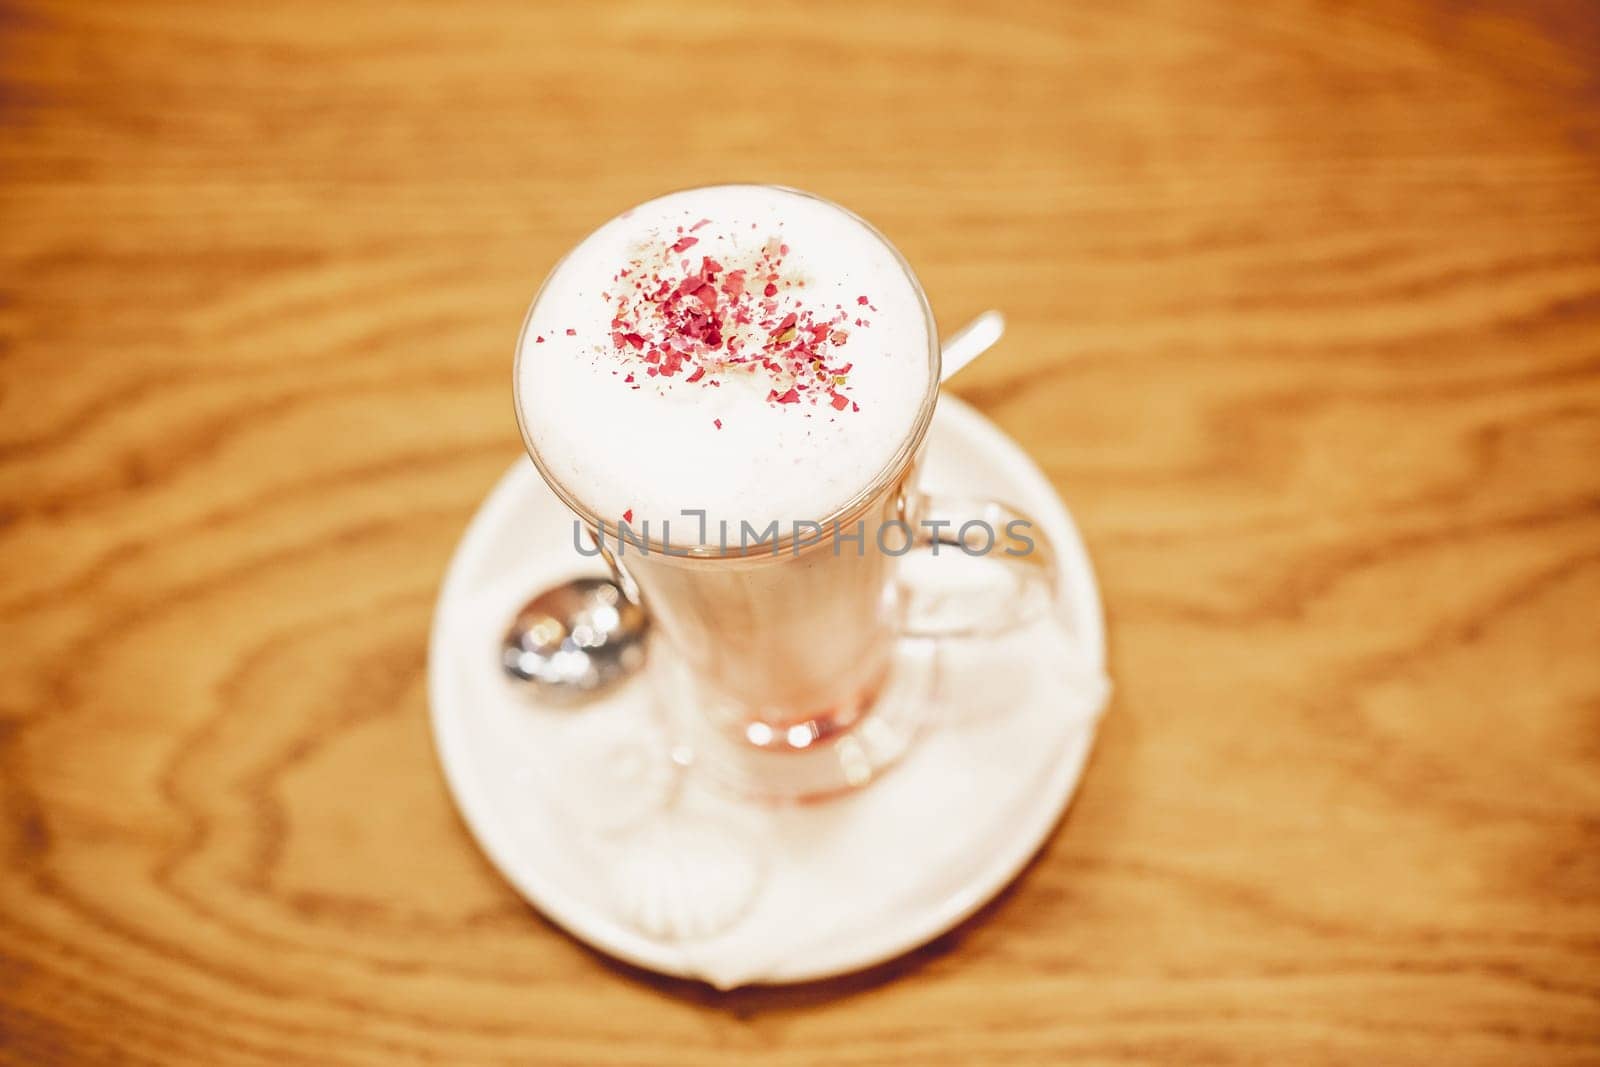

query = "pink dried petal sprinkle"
[{"left": 603, "top": 222, "right": 861, "bottom": 415}]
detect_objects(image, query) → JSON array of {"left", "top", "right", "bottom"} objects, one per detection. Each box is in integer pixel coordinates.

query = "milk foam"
[{"left": 516, "top": 186, "right": 934, "bottom": 546}]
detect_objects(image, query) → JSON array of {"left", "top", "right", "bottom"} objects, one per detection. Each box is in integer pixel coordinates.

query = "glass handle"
[{"left": 897, "top": 490, "right": 1060, "bottom": 638}]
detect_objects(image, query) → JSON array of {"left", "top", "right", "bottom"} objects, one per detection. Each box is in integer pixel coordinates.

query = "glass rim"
[{"left": 511, "top": 183, "right": 942, "bottom": 560}]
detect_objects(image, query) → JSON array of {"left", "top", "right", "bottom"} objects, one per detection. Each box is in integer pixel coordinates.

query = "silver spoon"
[
  {"left": 501, "top": 310, "right": 1006, "bottom": 700},
  {"left": 501, "top": 577, "right": 649, "bottom": 701}
]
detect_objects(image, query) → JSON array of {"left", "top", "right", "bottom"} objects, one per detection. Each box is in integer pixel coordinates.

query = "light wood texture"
[{"left": 3, "top": 1, "right": 1598, "bottom": 1063}]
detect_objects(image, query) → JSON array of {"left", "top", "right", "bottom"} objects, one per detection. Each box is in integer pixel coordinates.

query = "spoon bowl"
[{"left": 501, "top": 577, "right": 649, "bottom": 701}]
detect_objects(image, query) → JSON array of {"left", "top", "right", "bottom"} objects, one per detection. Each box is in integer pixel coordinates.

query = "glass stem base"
[{"left": 653, "top": 638, "right": 939, "bottom": 802}]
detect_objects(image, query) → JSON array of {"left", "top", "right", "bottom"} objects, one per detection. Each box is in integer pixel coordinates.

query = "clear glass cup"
[{"left": 514, "top": 186, "right": 1058, "bottom": 799}]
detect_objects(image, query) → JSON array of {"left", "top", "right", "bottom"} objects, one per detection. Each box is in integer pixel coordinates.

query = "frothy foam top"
[{"left": 516, "top": 186, "right": 933, "bottom": 545}]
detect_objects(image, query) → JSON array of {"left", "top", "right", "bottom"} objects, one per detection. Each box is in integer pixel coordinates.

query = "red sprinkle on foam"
[
  {"left": 622, "top": 509, "right": 633, "bottom": 523},
  {"left": 535, "top": 335, "right": 545, "bottom": 343},
  {"left": 602, "top": 219, "right": 860, "bottom": 412},
  {"left": 857, "top": 295, "right": 869, "bottom": 305},
  {"left": 714, "top": 418, "right": 722, "bottom": 429}
]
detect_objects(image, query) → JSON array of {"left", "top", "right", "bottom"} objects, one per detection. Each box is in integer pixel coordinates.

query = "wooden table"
[{"left": 4, "top": 1, "right": 1597, "bottom": 1062}]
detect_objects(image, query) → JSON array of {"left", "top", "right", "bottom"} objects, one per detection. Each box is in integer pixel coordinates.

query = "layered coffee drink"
[{"left": 515, "top": 186, "right": 939, "bottom": 741}]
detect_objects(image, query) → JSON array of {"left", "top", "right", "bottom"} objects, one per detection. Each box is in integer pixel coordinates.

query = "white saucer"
[{"left": 428, "top": 396, "right": 1109, "bottom": 988}]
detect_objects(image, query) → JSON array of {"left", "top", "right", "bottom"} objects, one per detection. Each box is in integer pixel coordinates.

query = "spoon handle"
[
  {"left": 939, "top": 310, "right": 1005, "bottom": 383},
  {"left": 585, "top": 527, "right": 645, "bottom": 607}
]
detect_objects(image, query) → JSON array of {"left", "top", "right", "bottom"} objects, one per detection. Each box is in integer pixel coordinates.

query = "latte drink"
[{"left": 515, "top": 185, "right": 938, "bottom": 764}]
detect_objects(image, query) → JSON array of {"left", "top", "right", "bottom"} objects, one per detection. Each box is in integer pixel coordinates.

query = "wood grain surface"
[{"left": 3, "top": 1, "right": 1599, "bottom": 1063}]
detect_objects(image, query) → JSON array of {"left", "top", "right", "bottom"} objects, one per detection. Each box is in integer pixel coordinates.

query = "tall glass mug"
[{"left": 514, "top": 186, "right": 1058, "bottom": 799}]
